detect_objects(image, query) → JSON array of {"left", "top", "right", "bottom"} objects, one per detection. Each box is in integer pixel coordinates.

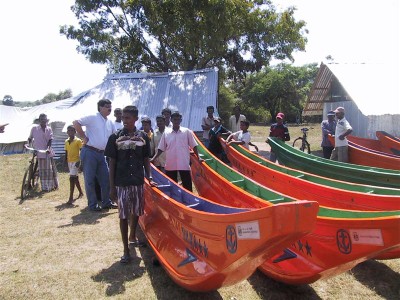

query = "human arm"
[
  {"left": 108, "top": 157, "right": 117, "bottom": 202},
  {"left": 249, "top": 142, "right": 259, "bottom": 152},
  {"left": 0, "top": 123, "right": 8, "bottom": 133},
  {"left": 72, "top": 120, "right": 88, "bottom": 144},
  {"left": 339, "top": 129, "right": 352, "bottom": 140}
]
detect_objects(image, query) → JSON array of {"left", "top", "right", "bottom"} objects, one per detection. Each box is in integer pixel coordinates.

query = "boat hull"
[
  {"left": 348, "top": 135, "right": 399, "bottom": 156},
  {"left": 220, "top": 139, "right": 400, "bottom": 211},
  {"left": 139, "top": 165, "right": 319, "bottom": 291},
  {"left": 376, "top": 131, "right": 400, "bottom": 156},
  {"left": 268, "top": 137, "right": 400, "bottom": 189},
  {"left": 190, "top": 139, "right": 400, "bottom": 284}
]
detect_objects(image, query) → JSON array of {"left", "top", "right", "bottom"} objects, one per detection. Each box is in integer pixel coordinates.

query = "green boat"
[{"left": 268, "top": 137, "right": 400, "bottom": 189}]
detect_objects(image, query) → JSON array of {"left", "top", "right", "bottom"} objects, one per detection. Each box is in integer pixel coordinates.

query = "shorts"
[
  {"left": 116, "top": 185, "right": 144, "bottom": 219},
  {"left": 68, "top": 162, "right": 79, "bottom": 176}
]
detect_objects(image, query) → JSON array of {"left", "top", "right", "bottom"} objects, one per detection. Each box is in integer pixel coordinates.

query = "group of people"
[{"left": 25, "top": 100, "right": 352, "bottom": 264}]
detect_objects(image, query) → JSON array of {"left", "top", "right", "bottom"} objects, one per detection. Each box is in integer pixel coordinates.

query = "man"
[
  {"left": 330, "top": 107, "right": 353, "bottom": 162},
  {"left": 150, "top": 115, "right": 167, "bottom": 172},
  {"left": 105, "top": 105, "right": 155, "bottom": 264},
  {"left": 267, "top": 112, "right": 290, "bottom": 162},
  {"left": 229, "top": 105, "right": 246, "bottom": 133},
  {"left": 28, "top": 114, "right": 59, "bottom": 192},
  {"left": 113, "top": 108, "right": 123, "bottom": 130},
  {"left": 151, "top": 111, "right": 202, "bottom": 191},
  {"left": 73, "top": 99, "right": 117, "bottom": 211},
  {"left": 201, "top": 105, "right": 215, "bottom": 147},
  {"left": 321, "top": 110, "right": 337, "bottom": 159},
  {"left": 227, "top": 120, "right": 259, "bottom": 152},
  {"left": 161, "top": 108, "right": 173, "bottom": 128}
]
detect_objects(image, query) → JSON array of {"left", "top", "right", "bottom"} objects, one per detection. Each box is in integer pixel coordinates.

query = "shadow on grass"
[
  {"left": 247, "top": 270, "right": 322, "bottom": 299},
  {"left": 17, "top": 190, "right": 47, "bottom": 204},
  {"left": 136, "top": 229, "right": 224, "bottom": 300},
  {"left": 352, "top": 259, "right": 400, "bottom": 299},
  {"left": 91, "top": 253, "right": 145, "bottom": 297},
  {"left": 57, "top": 208, "right": 116, "bottom": 227}
]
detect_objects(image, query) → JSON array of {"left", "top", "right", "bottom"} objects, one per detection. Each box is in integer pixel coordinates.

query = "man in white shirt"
[
  {"left": 201, "top": 105, "right": 215, "bottom": 147},
  {"left": 330, "top": 107, "right": 353, "bottom": 162},
  {"left": 151, "top": 111, "right": 202, "bottom": 191},
  {"left": 73, "top": 99, "right": 117, "bottom": 211},
  {"left": 229, "top": 105, "right": 246, "bottom": 132}
]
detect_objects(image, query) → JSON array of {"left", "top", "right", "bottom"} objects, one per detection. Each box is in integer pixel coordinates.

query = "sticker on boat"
[
  {"left": 349, "top": 229, "right": 384, "bottom": 246},
  {"left": 236, "top": 221, "right": 260, "bottom": 239}
]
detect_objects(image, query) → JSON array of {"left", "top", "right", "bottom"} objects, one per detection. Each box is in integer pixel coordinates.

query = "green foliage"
[
  {"left": 217, "top": 84, "right": 239, "bottom": 124},
  {"left": 14, "top": 89, "right": 73, "bottom": 107},
  {"left": 61, "top": 0, "right": 307, "bottom": 79},
  {"left": 240, "top": 63, "right": 318, "bottom": 122}
]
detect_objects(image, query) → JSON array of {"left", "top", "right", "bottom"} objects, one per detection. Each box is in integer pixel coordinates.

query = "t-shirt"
[
  {"left": 229, "top": 114, "right": 246, "bottom": 132},
  {"left": 150, "top": 128, "right": 167, "bottom": 167},
  {"left": 334, "top": 117, "right": 352, "bottom": 147},
  {"left": 158, "top": 126, "right": 198, "bottom": 171},
  {"left": 29, "top": 125, "right": 53, "bottom": 159},
  {"left": 77, "top": 112, "right": 116, "bottom": 150},
  {"left": 232, "top": 130, "right": 251, "bottom": 149},
  {"left": 104, "top": 128, "right": 150, "bottom": 186},
  {"left": 269, "top": 123, "right": 290, "bottom": 141},
  {"left": 114, "top": 121, "right": 123, "bottom": 131},
  {"left": 202, "top": 115, "right": 214, "bottom": 139},
  {"left": 64, "top": 137, "right": 83, "bottom": 162}
]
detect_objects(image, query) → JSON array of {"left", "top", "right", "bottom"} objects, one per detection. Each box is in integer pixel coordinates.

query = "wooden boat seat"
[
  {"left": 296, "top": 174, "right": 305, "bottom": 178},
  {"left": 230, "top": 179, "right": 245, "bottom": 187}
]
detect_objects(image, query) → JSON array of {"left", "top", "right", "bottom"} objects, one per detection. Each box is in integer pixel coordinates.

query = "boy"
[
  {"left": 227, "top": 120, "right": 258, "bottom": 152},
  {"left": 65, "top": 125, "right": 84, "bottom": 204},
  {"left": 105, "top": 106, "right": 156, "bottom": 264},
  {"left": 208, "top": 117, "right": 231, "bottom": 160},
  {"left": 267, "top": 112, "right": 290, "bottom": 162}
]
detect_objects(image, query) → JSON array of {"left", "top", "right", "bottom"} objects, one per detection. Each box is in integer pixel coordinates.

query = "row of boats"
[{"left": 138, "top": 130, "right": 400, "bottom": 291}]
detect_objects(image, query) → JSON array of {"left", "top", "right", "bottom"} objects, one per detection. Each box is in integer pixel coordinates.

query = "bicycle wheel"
[
  {"left": 21, "top": 168, "right": 30, "bottom": 200},
  {"left": 31, "top": 160, "right": 39, "bottom": 190},
  {"left": 292, "top": 138, "right": 311, "bottom": 154}
]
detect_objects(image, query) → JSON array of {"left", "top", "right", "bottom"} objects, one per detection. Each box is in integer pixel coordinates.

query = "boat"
[
  {"left": 327, "top": 135, "right": 400, "bottom": 170},
  {"left": 219, "top": 138, "right": 400, "bottom": 211},
  {"left": 348, "top": 135, "right": 400, "bottom": 156},
  {"left": 138, "top": 165, "right": 319, "bottom": 291},
  {"left": 267, "top": 137, "right": 400, "bottom": 189},
  {"left": 376, "top": 131, "right": 400, "bottom": 156},
  {"left": 190, "top": 138, "right": 400, "bottom": 284}
]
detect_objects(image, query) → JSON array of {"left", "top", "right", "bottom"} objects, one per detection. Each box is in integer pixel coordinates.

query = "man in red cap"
[{"left": 267, "top": 112, "right": 290, "bottom": 162}]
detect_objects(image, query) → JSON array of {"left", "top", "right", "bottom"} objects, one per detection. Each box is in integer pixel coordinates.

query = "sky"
[{"left": 1, "top": 0, "right": 399, "bottom": 102}]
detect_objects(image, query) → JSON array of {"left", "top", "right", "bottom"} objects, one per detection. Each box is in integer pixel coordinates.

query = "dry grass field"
[{"left": 1, "top": 123, "right": 399, "bottom": 299}]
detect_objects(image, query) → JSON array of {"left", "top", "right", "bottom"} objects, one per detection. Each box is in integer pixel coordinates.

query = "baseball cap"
[
  {"left": 334, "top": 107, "right": 345, "bottom": 113},
  {"left": 213, "top": 117, "right": 222, "bottom": 123},
  {"left": 327, "top": 110, "right": 335, "bottom": 116},
  {"left": 276, "top": 112, "right": 285, "bottom": 119}
]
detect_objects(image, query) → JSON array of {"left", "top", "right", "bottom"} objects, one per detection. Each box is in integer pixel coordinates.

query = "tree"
[
  {"left": 60, "top": 0, "right": 307, "bottom": 80},
  {"left": 240, "top": 63, "right": 318, "bottom": 122},
  {"left": 2, "top": 95, "right": 14, "bottom": 106}
]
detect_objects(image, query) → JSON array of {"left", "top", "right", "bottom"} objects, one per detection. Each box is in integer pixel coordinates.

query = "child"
[
  {"left": 65, "top": 125, "right": 84, "bottom": 204},
  {"left": 227, "top": 120, "right": 259, "bottom": 152}
]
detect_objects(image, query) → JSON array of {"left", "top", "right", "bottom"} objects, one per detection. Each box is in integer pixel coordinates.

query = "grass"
[{"left": 1, "top": 124, "right": 399, "bottom": 299}]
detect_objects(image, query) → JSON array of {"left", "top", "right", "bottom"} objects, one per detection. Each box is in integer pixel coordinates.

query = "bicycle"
[
  {"left": 292, "top": 128, "right": 311, "bottom": 154},
  {"left": 20, "top": 145, "right": 43, "bottom": 200}
]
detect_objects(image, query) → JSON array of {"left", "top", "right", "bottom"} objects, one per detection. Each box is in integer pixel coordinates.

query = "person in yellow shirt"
[{"left": 65, "top": 125, "right": 84, "bottom": 204}]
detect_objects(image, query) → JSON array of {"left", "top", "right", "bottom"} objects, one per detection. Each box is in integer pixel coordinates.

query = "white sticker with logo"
[
  {"left": 349, "top": 229, "right": 384, "bottom": 246},
  {"left": 236, "top": 221, "right": 260, "bottom": 240}
]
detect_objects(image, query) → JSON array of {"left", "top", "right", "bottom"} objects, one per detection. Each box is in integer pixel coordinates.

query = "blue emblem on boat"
[
  {"left": 226, "top": 225, "right": 237, "bottom": 254},
  {"left": 273, "top": 248, "right": 297, "bottom": 263},
  {"left": 337, "top": 229, "right": 352, "bottom": 254},
  {"left": 178, "top": 248, "right": 197, "bottom": 267}
]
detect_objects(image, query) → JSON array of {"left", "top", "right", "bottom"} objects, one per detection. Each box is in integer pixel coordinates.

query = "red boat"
[
  {"left": 219, "top": 138, "right": 400, "bottom": 211},
  {"left": 376, "top": 131, "right": 400, "bottom": 156},
  {"left": 139, "top": 165, "right": 318, "bottom": 291},
  {"left": 328, "top": 135, "right": 400, "bottom": 170},
  {"left": 190, "top": 138, "right": 400, "bottom": 284},
  {"left": 348, "top": 135, "right": 399, "bottom": 156}
]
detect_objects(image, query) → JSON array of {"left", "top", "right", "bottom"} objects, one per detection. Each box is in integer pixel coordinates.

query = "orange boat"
[
  {"left": 190, "top": 139, "right": 400, "bottom": 284},
  {"left": 219, "top": 139, "right": 400, "bottom": 211},
  {"left": 328, "top": 135, "right": 400, "bottom": 170},
  {"left": 139, "top": 165, "right": 319, "bottom": 291},
  {"left": 376, "top": 131, "right": 400, "bottom": 156},
  {"left": 348, "top": 135, "right": 399, "bottom": 156}
]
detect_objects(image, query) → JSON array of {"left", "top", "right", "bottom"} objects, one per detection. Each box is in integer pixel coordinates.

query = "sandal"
[{"left": 120, "top": 254, "right": 130, "bottom": 264}]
